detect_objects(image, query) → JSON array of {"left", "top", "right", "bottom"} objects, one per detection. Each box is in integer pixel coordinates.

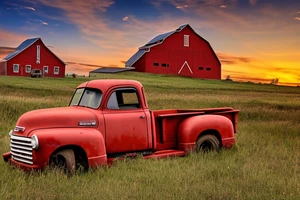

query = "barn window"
[
  {"left": 153, "top": 62, "right": 159, "bottom": 66},
  {"left": 206, "top": 68, "right": 211, "bottom": 71},
  {"left": 162, "top": 63, "right": 169, "bottom": 67},
  {"left": 43, "top": 66, "right": 48, "bottom": 74},
  {"left": 13, "top": 64, "right": 19, "bottom": 73},
  {"left": 184, "top": 35, "right": 189, "bottom": 47},
  {"left": 54, "top": 66, "right": 59, "bottom": 75},
  {"left": 37, "top": 45, "right": 40, "bottom": 64},
  {"left": 198, "top": 67, "right": 204, "bottom": 70},
  {"left": 25, "top": 65, "right": 31, "bottom": 73}
]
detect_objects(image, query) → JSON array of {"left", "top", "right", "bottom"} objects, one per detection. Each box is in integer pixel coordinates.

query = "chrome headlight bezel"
[
  {"left": 31, "top": 135, "right": 39, "bottom": 150},
  {"left": 8, "top": 130, "right": 13, "bottom": 137}
]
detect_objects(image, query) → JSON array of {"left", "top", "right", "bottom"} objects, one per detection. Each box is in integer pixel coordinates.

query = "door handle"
[{"left": 140, "top": 115, "right": 145, "bottom": 119}]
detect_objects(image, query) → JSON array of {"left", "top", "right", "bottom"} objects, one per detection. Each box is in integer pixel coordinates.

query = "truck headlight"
[
  {"left": 8, "top": 130, "right": 13, "bottom": 137},
  {"left": 31, "top": 135, "right": 39, "bottom": 150}
]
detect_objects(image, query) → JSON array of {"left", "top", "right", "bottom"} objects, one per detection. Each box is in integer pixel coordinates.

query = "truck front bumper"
[{"left": 3, "top": 152, "right": 41, "bottom": 171}]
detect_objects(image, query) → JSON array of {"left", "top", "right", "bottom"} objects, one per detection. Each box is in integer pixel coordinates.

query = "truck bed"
[{"left": 150, "top": 107, "right": 239, "bottom": 150}]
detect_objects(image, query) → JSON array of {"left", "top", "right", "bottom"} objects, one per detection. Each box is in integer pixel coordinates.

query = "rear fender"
[
  {"left": 177, "top": 115, "right": 235, "bottom": 151},
  {"left": 29, "top": 128, "right": 107, "bottom": 169}
]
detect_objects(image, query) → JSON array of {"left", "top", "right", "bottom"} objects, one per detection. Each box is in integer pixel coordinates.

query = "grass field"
[{"left": 0, "top": 72, "right": 299, "bottom": 200}]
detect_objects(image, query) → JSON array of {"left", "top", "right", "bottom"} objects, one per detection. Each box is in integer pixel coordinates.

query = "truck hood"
[{"left": 14, "top": 107, "right": 98, "bottom": 137}]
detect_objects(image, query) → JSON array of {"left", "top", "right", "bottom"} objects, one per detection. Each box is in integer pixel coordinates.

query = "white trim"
[
  {"left": 25, "top": 65, "right": 31, "bottom": 73},
  {"left": 178, "top": 61, "right": 193, "bottom": 74},
  {"left": 13, "top": 64, "right": 19, "bottom": 73}
]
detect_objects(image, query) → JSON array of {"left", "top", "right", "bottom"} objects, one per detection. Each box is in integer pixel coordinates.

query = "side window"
[
  {"left": 54, "top": 66, "right": 59, "bottom": 75},
  {"left": 107, "top": 88, "right": 140, "bottom": 110},
  {"left": 13, "top": 64, "right": 19, "bottom": 73},
  {"left": 43, "top": 66, "right": 48, "bottom": 74},
  {"left": 184, "top": 35, "right": 189, "bottom": 47},
  {"left": 25, "top": 65, "right": 31, "bottom": 73}
]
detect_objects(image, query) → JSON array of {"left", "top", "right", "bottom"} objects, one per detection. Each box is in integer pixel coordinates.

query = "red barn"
[
  {"left": 126, "top": 24, "right": 221, "bottom": 79},
  {"left": 0, "top": 37, "right": 66, "bottom": 78}
]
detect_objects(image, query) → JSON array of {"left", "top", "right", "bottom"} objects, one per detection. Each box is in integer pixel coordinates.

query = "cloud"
[
  {"left": 151, "top": 0, "right": 164, "bottom": 9},
  {"left": 123, "top": 16, "right": 129, "bottom": 21},
  {"left": 0, "top": 47, "right": 17, "bottom": 59},
  {"left": 35, "top": 0, "right": 116, "bottom": 46},
  {"left": 294, "top": 17, "right": 300, "bottom": 21},
  {"left": 0, "top": 29, "right": 29, "bottom": 46},
  {"left": 7, "top": 3, "right": 36, "bottom": 11},
  {"left": 24, "top": 6, "right": 35, "bottom": 11},
  {"left": 176, "top": 5, "right": 188, "bottom": 9},
  {"left": 249, "top": 0, "right": 257, "bottom": 6},
  {"left": 217, "top": 52, "right": 254, "bottom": 65},
  {"left": 25, "top": 18, "right": 49, "bottom": 26}
]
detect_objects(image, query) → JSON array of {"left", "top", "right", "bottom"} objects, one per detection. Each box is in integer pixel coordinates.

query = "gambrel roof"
[{"left": 3, "top": 37, "right": 66, "bottom": 64}]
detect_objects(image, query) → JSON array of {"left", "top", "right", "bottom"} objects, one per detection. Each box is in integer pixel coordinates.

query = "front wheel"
[
  {"left": 196, "top": 135, "right": 220, "bottom": 152},
  {"left": 50, "top": 149, "right": 76, "bottom": 173}
]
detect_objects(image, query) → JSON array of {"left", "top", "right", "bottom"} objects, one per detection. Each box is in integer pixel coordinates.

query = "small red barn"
[
  {"left": 126, "top": 24, "right": 221, "bottom": 79},
  {"left": 0, "top": 37, "right": 66, "bottom": 78}
]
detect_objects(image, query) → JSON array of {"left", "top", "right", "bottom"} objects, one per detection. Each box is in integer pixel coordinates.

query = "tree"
[
  {"left": 271, "top": 78, "right": 279, "bottom": 85},
  {"left": 225, "top": 75, "right": 232, "bottom": 81}
]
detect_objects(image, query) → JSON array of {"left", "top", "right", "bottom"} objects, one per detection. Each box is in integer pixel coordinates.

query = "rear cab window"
[{"left": 107, "top": 88, "right": 140, "bottom": 110}]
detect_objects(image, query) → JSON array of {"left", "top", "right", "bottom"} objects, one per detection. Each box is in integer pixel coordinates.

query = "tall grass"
[{"left": 0, "top": 73, "right": 299, "bottom": 199}]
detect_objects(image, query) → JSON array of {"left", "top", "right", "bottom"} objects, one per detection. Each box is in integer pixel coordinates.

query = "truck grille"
[{"left": 10, "top": 135, "right": 33, "bottom": 165}]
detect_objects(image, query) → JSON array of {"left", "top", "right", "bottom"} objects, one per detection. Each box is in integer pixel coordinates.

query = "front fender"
[
  {"left": 29, "top": 128, "right": 106, "bottom": 169},
  {"left": 178, "top": 115, "right": 235, "bottom": 151}
]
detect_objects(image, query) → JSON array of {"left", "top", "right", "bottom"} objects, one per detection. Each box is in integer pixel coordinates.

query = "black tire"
[
  {"left": 50, "top": 149, "right": 76, "bottom": 173},
  {"left": 196, "top": 135, "right": 220, "bottom": 152}
]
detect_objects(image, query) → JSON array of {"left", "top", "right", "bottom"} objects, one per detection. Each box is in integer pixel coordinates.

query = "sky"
[{"left": 0, "top": 0, "right": 299, "bottom": 86}]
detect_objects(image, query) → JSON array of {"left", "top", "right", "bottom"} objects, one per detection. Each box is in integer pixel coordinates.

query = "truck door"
[{"left": 103, "top": 88, "right": 149, "bottom": 154}]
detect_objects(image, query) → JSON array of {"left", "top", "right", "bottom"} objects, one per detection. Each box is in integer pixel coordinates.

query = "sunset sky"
[{"left": 0, "top": 0, "right": 299, "bottom": 86}]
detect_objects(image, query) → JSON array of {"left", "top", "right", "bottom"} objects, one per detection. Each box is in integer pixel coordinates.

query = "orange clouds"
[
  {"left": 220, "top": 51, "right": 300, "bottom": 86},
  {"left": 0, "top": 29, "right": 29, "bottom": 46},
  {"left": 217, "top": 53, "right": 253, "bottom": 65}
]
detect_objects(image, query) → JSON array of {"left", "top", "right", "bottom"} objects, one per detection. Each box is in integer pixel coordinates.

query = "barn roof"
[
  {"left": 125, "top": 24, "right": 188, "bottom": 67},
  {"left": 125, "top": 24, "right": 220, "bottom": 67},
  {"left": 125, "top": 49, "right": 147, "bottom": 68},
  {"left": 3, "top": 38, "right": 39, "bottom": 60},
  {"left": 145, "top": 24, "right": 187, "bottom": 46},
  {"left": 90, "top": 67, "right": 135, "bottom": 74},
  {"left": 3, "top": 37, "right": 66, "bottom": 64}
]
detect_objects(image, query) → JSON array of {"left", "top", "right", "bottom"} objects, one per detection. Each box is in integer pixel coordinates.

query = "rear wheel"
[
  {"left": 50, "top": 149, "right": 76, "bottom": 173},
  {"left": 196, "top": 135, "right": 220, "bottom": 152}
]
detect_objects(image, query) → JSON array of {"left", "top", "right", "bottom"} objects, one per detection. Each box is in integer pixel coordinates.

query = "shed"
[{"left": 89, "top": 67, "right": 135, "bottom": 77}]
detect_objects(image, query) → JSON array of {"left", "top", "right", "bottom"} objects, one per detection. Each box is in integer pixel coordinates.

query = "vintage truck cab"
[{"left": 3, "top": 79, "right": 239, "bottom": 172}]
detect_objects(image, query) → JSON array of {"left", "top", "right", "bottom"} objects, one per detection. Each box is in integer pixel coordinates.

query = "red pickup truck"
[{"left": 3, "top": 79, "right": 239, "bottom": 172}]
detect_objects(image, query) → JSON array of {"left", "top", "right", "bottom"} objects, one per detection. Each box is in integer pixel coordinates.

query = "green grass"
[{"left": 0, "top": 73, "right": 299, "bottom": 199}]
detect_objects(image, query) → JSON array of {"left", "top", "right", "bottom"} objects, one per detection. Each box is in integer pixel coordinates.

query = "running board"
[
  {"left": 106, "top": 150, "right": 186, "bottom": 165},
  {"left": 144, "top": 150, "right": 186, "bottom": 159}
]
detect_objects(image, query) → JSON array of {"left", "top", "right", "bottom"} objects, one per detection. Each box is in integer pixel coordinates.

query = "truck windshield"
[{"left": 69, "top": 88, "right": 102, "bottom": 109}]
